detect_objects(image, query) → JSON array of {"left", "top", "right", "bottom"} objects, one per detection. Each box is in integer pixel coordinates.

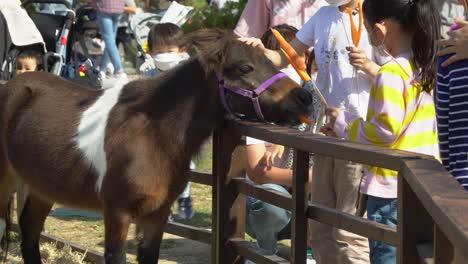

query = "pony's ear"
[{"left": 183, "top": 28, "right": 232, "bottom": 72}]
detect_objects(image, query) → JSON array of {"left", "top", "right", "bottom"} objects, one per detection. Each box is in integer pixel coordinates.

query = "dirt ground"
[{"left": 157, "top": 233, "right": 210, "bottom": 264}]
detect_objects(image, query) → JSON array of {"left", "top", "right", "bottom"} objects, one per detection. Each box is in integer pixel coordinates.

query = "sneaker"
[
  {"left": 102, "top": 72, "right": 129, "bottom": 89},
  {"left": 306, "top": 247, "right": 316, "bottom": 264},
  {"left": 168, "top": 212, "right": 174, "bottom": 222},
  {"left": 177, "top": 197, "right": 195, "bottom": 220}
]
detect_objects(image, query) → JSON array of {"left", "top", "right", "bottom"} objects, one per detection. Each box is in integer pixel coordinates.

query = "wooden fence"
[{"left": 30, "top": 118, "right": 468, "bottom": 263}]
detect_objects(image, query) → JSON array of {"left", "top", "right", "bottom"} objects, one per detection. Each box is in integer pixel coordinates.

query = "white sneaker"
[
  {"left": 306, "top": 258, "right": 316, "bottom": 264},
  {"left": 102, "top": 72, "right": 129, "bottom": 89}
]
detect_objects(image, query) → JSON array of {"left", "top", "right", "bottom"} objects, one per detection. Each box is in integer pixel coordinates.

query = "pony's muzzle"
[{"left": 280, "top": 88, "right": 314, "bottom": 125}]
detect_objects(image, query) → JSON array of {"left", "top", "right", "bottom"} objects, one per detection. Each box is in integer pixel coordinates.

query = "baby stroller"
[
  {"left": 66, "top": 3, "right": 103, "bottom": 88},
  {"left": 129, "top": 1, "right": 194, "bottom": 74},
  {"left": 0, "top": 0, "right": 46, "bottom": 81},
  {"left": 22, "top": 0, "right": 75, "bottom": 76}
]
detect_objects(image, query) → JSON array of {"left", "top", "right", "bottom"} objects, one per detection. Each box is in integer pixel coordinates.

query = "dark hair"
[
  {"left": 260, "top": 24, "right": 298, "bottom": 50},
  {"left": 17, "top": 49, "right": 43, "bottom": 69},
  {"left": 147, "top": 23, "right": 184, "bottom": 53},
  {"left": 363, "top": 0, "right": 440, "bottom": 92}
]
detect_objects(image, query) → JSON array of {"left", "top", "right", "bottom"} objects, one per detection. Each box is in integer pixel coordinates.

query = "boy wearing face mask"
[
  {"left": 241, "top": 0, "right": 387, "bottom": 263},
  {"left": 140, "top": 23, "right": 190, "bottom": 77},
  {"left": 140, "top": 23, "right": 195, "bottom": 220}
]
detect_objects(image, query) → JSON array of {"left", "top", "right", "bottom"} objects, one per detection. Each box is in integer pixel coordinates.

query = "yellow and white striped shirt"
[{"left": 334, "top": 53, "right": 439, "bottom": 198}]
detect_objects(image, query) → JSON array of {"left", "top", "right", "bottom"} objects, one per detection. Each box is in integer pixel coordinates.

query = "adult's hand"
[
  {"left": 238, "top": 37, "right": 265, "bottom": 49},
  {"left": 438, "top": 18, "right": 468, "bottom": 67}
]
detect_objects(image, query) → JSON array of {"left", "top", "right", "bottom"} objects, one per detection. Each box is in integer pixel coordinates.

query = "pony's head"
[{"left": 184, "top": 29, "right": 313, "bottom": 126}]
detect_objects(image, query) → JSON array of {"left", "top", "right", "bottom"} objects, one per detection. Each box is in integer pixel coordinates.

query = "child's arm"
[
  {"left": 347, "top": 46, "right": 380, "bottom": 78},
  {"left": 246, "top": 143, "right": 312, "bottom": 189},
  {"left": 328, "top": 72, "right": 404, "bottom": 146},
  {"left": 123, "top": 5, "right": 137, "bottom": 14}
]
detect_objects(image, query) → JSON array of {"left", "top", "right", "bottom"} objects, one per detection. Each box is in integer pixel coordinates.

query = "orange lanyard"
[{"left": 346, "top": 1, "right": 363, "bottom": 47}]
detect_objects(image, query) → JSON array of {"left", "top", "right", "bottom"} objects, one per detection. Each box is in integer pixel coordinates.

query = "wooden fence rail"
[
  {"left": 19, "top": 118, "right": 468, "bottom": 263},
  {"left": 214, "top": 119, "right": 468, "bottom": 264}
]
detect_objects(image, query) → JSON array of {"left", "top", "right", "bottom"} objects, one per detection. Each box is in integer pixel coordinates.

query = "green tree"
[{"left": 182, "top": 0, "right": 247, "bottom": 32}]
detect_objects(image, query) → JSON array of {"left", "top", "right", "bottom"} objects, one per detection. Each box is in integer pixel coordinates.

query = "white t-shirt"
[{"left": 296, "top": 6, "right": 373, "bottom": 118}]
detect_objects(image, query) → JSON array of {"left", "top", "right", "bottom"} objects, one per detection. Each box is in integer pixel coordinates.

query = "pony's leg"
[
  {"left": 0, "top": 171, "right": 16, "bottom": 242},
  {"left": 103, "top": 209, "right": 131, "bottom": 264},
  {"left": 16, "top": 184, "right": 28, "bottom": 219},
  {"left": 19, "top": 195, "right": 53, "bottom": 264},
  {"left": 136, "top": 205, "right": 172, "bottom": 264}
]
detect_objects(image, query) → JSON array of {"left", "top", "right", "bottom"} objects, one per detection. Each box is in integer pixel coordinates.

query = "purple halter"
[{"left": 217, "top": 72, "right": 288, "bottom": 121}]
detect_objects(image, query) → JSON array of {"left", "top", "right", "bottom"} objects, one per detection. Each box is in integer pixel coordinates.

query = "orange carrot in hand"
[{"left": 271, "top": 28, "right": 306, "bottom": 71}]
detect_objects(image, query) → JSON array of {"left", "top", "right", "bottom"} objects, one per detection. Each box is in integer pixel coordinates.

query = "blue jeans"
[
  {"left": 367, "top": 195, "right": 397, "bottom": 264},
  {"left": 246, "top": 184, "right": 291, "bottom": 254},
  {"left": 97, "top": 12, "right": 123, "bottom": 73}
]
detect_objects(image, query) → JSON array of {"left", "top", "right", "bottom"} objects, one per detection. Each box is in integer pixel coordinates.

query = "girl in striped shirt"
[
  {"left": 323, "top": 0, "right": 440, "bottom": 263},
  {"left": 436, "top": 0, "right": 468, "bottom": 191}
]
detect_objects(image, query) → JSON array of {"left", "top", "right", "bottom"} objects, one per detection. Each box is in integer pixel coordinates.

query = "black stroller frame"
[{"left": 22, "top": 0, "right": 75, "bottom": 76}]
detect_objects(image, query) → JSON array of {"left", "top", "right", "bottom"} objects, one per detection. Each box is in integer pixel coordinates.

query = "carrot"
[
  {"left": 299, "top": 115, "right": 313, "bottom": 125},
  {"left": 271, "top": 28, "right": 306, "bottom": 71},
  {"left": 346, "top": 1, "right": 363, "bottom": 47},
  {"left": 281, "top": 48, "right": 311, "bottom": 82}
]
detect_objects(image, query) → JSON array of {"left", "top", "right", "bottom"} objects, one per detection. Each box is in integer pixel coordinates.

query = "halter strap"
[{"left": 217, "top": 72, "right": 288, "bottom": 121}]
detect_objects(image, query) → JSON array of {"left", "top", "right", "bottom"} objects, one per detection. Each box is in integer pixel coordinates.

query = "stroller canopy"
[{"left": 0, "top": 0, "right": 45, "bottom": 51}]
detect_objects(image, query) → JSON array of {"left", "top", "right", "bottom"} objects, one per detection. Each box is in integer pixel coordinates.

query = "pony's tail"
[{"left": 0, "top": 81, "right": 32, "bottom": 262}]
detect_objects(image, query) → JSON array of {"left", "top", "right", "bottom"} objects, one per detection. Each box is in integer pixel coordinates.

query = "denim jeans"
[
  {"left": 97, "top": 12, "right": 123, "bottom": 73},
  {"left": 367, "top": 195, "right": 397, "bottom": 264},
  {"left": 246, "top": 183, "right": 291, "bottom": 255}
]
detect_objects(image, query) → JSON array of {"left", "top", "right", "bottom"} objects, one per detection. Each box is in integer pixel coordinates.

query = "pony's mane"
[{"left": 183, "top": 29, "right": 241, "bottom": 74}]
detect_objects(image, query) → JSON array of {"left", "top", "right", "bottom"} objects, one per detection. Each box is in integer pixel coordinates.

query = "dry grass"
[{"left": 6, "top": 241, "right": 91, "bottom": 264}]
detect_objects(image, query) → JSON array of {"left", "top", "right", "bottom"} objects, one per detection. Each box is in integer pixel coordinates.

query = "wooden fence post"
[
  {"left": 434, "top": 225, "right": 455, "bottom": 263},
  {"left": 212, "top": 124, "right": 244, "bottom": 264},
  {"left": 398, "top": 174, "right": 433, "bottom": 264},
  {"left": 291, "top": 150, "right": 309, "bottom": 264}
]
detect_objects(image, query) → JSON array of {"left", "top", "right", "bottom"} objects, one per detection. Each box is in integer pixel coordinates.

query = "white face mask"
[
  {"left": 367, "top": 23, "right": 388, "bottom": 55},
  {"left": 325, "top": 0, "right": 352, "bottom": 6},
  {"left": 152, "top": 52, "right": 189, "bottom": 71}
]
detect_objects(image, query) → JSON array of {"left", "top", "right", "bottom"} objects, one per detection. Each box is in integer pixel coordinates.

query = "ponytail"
[
  {"left": 410, "top": 0, "right": 440, "bottom": 92},
  {"left": 363, "top": 0, "right": 441, "bottom": 92}
]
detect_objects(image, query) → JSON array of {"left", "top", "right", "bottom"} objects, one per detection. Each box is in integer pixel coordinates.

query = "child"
[
  {"left": 436, "top": 0, "right": 468, "bottom": 191},
  {"left": 242, "top": 0, "right": 382, "bottom": 263},
  {"left": 324, "top": 0, "right": 440, "bottom": 262},
  {"left": 244, "top": 24, "right": 313, "bottom": 263},
  {"left": 16, "top": 49, "right": 42, "bottom": 75},
  {"left": 141, "top": 22, "right": 194, "bottom": 220},
  {"left": 140, "top": 22, "right": 189, "bottom": 77}
]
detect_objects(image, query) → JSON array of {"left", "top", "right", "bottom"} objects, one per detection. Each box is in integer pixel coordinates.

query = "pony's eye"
[{"left": 238, "top": 65, "right": 254, "bottom": 74}]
